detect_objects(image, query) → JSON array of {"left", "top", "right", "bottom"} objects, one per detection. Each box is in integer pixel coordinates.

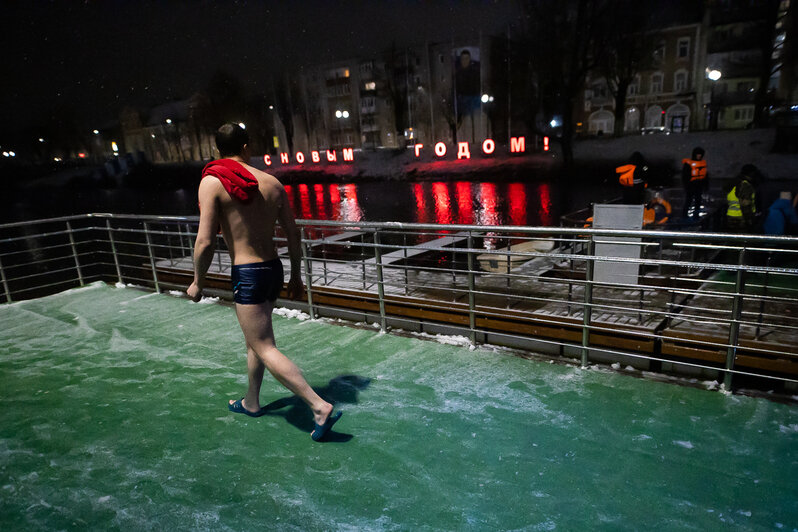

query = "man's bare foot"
[
  {"left": 229, "top": 398, "right": 261, "bottom": 415},
  {"left": 311, "top": 402, "right": 342, "bottom": 442},
  {"left": 312, "top": 402, "right": 334, "bottom": 426}
]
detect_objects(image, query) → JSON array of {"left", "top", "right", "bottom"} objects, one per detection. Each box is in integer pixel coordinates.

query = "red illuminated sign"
[{"left": 259, "top": 135, "right": 537, "bottom": 169}]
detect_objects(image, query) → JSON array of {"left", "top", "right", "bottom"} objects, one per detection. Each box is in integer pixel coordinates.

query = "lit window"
[
  {"left": 344, "top": 69, "right": 350, "bottom": 78},
  {"left": 365, "top": 81, "right": 376, "bottom": 91},
  {"left": 674, "top": 71, "right": 687, "bottom": 92},
  {"left": 653, "top": 42, "right": 665, "bottom": 62},
  {"left": 677, "top": 38, "right": 690, "bottom": 59},
  {"left": 651, "top": 73, "right": 664, "bottom": 94}
]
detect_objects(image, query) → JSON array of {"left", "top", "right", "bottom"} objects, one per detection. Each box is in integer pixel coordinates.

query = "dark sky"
[{"left": 2, "top": 0, "right": 519, "bottom": 135}]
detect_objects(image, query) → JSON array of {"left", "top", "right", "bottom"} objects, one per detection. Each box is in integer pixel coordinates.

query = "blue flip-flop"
[
  {"left": 311, "top": 411, "right": 343, "bottom": 441},
  {"left": 228, "top": 398, "right": 266, "bottom": 418}
]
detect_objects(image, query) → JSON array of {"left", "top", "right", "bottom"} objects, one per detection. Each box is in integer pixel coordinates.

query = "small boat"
[{"left": 477, "top": 239, "right": 555, "bottom": 273}]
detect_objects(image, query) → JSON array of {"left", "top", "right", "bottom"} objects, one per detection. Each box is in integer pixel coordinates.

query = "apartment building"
[{"left": 580, "top": 21, "right": 704, "bottom": 136}]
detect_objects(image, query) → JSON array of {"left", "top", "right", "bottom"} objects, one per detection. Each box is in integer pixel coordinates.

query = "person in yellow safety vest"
[
  {"left": 681, "top": 146, "right": 707, "bottom": 219},
  {"left": 616, "top": 151, "right": 648, "bottom": 204},
  {"left": 726, "top": 164, "right": 759, "bottom": 232}
]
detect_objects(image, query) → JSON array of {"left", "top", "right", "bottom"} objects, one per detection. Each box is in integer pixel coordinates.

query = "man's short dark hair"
[{"left": 215, "top": 123, "right": 249, "bottom": 157}]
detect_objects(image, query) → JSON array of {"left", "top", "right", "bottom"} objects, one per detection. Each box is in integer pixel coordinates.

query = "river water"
[{"left": 6, "top": 168, "right": 616, "bottom": 226}]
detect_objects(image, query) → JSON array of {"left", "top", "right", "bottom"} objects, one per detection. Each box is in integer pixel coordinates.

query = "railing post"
[
  {"left": 724, "top": 248, "right": 746, "bottom": 390},
  {"left": 581, "top": 238, "right": 595, "bottom": 367},
  {"left": 755, "top": 253, "right": 771, "bottom": 340},
  {"left": 403, "top": 233, "right": 409, "bottom": 296},
  {"left": 186, "top": 223, "right": 194, "bottom": 257},
  {"left": 361, "top": 232, "right": 367, "bottom": 291},
  {"left": 143, "top": 222, "right": 160, "bottom": 293},
  {"left": 467, "top": 232, "right": 476, "bottom": 345},
  {"left": 66, "top": 221, "right": 84, "bottom": 286},
  {"left": 0, "top": 254, "right": 11, "bottom": 303},
  {"left": 374, "top": 229, "right": 387, "bottom": 332},
  {"left": 105, "top": 219, "right": 123, "bottom": 284},
  {"left": 301, "top": 227, "right": 315, "bottom": 319},
  {"left": 322, "top": 230, "right": 328, "bottom": 286},
  {"left": 506, "top": 243, "right": 511, "bottom": 289}
]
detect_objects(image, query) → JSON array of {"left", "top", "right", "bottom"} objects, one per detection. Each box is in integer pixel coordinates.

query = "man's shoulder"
[{"left": 252, "top": 168, "right": 282, "bottom": 190}]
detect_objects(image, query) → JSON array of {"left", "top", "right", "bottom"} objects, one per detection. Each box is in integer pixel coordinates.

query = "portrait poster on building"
[{"left": 452, "top": 47, "right": 480, "bottom": 120}]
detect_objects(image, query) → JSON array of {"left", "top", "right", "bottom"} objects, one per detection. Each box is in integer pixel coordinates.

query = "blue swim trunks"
[{"left": 231, "top": 259, "right": 284, "bottom": 304}]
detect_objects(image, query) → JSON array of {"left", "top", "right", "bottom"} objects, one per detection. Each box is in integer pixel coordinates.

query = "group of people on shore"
[{"left": 616, "top": 148, "right": 798, "bottom": 236}]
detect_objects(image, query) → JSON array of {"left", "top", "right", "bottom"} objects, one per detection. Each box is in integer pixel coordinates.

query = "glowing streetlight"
[
  {"left": 93, "top": 129, "right": 100, "bottom": 135},
  {"left": 342, "top": 110, "right": 350, "bottom": 119},
  {"left": 481, "top": 94, "right": 489, "bottom": 103},
  {"left": 238, "top": 122, "right": 246, "bottom": 129},
  {"left": 706, "top": 69, "right": 723, "bottom": 130},
  {"left": 38, "top": 138, "right": 45, "bottom": 143},
  {"left": 165, "top": 118, "right": 172, "bottom": 124},
  {"left": 335, "top": 110, "right": 343, "bottom": 118}
]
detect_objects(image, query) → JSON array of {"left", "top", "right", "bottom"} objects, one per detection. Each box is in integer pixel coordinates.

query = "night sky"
[{"left": 2, "top": 1, "right": 519, "bottom": 135}]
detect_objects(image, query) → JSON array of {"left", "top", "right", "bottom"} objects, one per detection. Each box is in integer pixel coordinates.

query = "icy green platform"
[{"left": 1, "top": 282, "right": 797, "bottom": 530}]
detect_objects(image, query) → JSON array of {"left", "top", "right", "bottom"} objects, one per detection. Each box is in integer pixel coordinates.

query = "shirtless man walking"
[{"left": 187, "top": 123, "right": 341, "bottom": 441}]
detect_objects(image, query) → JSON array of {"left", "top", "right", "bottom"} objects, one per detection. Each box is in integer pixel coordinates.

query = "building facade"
[{"left": 580, "top": 22, "right": 704, "bottom": 136}]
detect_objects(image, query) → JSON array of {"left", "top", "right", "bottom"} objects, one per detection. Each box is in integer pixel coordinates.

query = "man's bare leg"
[
  {"left": 237, "top": 344, "right": 265, "bottom": 414},
  {"left": 232, "top": 301, "right": 333, "bottom": 426}
]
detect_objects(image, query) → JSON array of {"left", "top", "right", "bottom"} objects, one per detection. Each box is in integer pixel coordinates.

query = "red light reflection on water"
[
  {"left": 313, "top": 183, "right": 327, "bottom": 219},
  {"left": 329, "top": 184, "right": 341, "bottom": 220},
  {"left": 507, "top": 183, "right": 527, "bottom": 226},
  {"left": 454, "top": 182, "right": 474, "bottom": 224},
  {"left": 297, "top": 184, "right": 312, "bottom": 219},
  {"left": 341, "top": 183, "right": 363, "bottom": 221},
  {"left": 478, "top": 183, "right": 499, "bottom": 226},
  {"left": 537, "top": 182, "right": 553, "bottom": 225},
  {"left": 431, "top": 182, "right": 452, "bottom": 225},
  {"left": 283, "top": 184, "right": 296, "bottom": 212},
  {"left": 413, "top": 183, "right": 430, "bottom": 223}
]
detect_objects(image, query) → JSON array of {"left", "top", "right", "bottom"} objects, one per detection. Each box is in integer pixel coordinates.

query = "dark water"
[{"left": 6, "top": 171, "right": 616, "bottom": 227}]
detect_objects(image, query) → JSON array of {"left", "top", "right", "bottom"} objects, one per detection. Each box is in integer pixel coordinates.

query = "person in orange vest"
[
  {"left": 616, "top": 151, "right": 648, "bottom": 204},
  {"left": 682, "top": 146, "right": 707, "bottom": 218}
]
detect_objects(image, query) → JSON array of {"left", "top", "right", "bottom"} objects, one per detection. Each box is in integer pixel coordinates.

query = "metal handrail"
[{"left": 3, "top": 213, "right": 798, "bottom": 392}]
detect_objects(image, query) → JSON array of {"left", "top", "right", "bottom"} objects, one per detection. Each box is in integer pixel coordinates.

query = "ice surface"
[{"left": 1, "top": 283, "right": 797, "bottom": 531}]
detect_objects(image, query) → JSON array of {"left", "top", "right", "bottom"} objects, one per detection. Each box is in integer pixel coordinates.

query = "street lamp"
[{"left": 706, "top": 69, "right": 722, "bottom": 130}]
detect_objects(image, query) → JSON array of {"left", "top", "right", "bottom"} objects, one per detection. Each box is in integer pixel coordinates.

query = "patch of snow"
[{"left": 272, "top": 307, "right": 311, "bottom": 321}]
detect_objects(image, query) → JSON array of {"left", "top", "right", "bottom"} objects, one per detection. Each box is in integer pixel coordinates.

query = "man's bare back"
[
  {"left": 189, "top": 159, "right": 303, "bottom": 301},
  {"left": 202, "top": 164, "right": 283, "bottom": 265}
]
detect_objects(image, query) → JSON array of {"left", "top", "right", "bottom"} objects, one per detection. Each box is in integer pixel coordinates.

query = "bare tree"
[
  {"left": 599, "top": 1, "right": 656, "bottom": 136},
  {"left": 520, "top": 0, "right": 612, "bottom": 167}
]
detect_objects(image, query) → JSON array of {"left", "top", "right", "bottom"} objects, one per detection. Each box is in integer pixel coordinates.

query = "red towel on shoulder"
[{"left": 201, "top": 159, "right": 259, "bottom": 202}]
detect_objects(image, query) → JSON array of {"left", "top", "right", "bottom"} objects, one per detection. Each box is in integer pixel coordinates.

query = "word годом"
[{"left": 263, "top": 136, "right": 539, "bottom": 167}]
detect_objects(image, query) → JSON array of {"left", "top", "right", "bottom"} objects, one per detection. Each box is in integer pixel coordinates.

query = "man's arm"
[
  {"left": 277, "top": 186, "right": 304, "bottom": 300},
  {"left": 187, "top": 179, "right": 220, "bottom": 302}
]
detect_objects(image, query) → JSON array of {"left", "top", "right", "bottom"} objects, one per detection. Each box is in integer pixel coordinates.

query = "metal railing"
[{"left": 2, "top": 213, "right": 798, "bottom": 392}]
